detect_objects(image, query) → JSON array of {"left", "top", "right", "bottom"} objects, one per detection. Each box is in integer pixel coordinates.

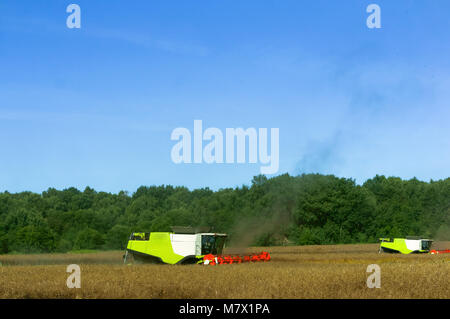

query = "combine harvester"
[
  {"left": 379, "top": 236, "right": 450, "bottom": 254},
  {"left": 123, "top": 226, "right": 270, "bottom": 265}
]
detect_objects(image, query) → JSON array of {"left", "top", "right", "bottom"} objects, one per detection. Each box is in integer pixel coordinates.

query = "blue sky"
[{"left": 1, "top": 1, "right": 449, "bottom": 193}]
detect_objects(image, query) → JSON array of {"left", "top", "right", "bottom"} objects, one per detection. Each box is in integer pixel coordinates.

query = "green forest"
[{"left": 0, "top": 173, "right": 449, "bottom": 254}]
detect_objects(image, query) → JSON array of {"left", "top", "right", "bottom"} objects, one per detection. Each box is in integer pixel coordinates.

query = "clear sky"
[{"left": 1, "top": 1, "right": 449, "bottom": 193}]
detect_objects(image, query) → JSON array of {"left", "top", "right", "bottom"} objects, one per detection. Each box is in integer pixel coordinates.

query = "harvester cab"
[{"left": 379, "top": 237, "right": 433, "bottom": 254}]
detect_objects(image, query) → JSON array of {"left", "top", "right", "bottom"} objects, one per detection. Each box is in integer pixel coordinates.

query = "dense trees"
[{"left": 0, "top": 174, "right": 448, "bottom": 254}]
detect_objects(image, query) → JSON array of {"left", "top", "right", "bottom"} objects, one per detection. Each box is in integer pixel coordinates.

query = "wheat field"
[{"left": 0, "top": 244, "right": 449, "bottom": 299}]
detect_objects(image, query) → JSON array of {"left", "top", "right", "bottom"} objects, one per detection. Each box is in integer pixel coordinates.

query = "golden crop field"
[{"left": 0, "top": 244, "right": 449, "bottom": 299}]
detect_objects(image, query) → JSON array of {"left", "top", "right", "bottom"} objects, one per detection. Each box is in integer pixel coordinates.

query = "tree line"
[{"left": 0, "top": 173, "right": 449, "bottom": 254}]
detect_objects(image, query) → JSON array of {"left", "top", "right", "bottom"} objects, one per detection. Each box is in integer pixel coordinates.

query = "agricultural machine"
[
  {"left": 123, "top": 226, "right": 271, "bottom": 265},
  {"left": 379, "top": 236, "right": 450, "bottom": 254}
]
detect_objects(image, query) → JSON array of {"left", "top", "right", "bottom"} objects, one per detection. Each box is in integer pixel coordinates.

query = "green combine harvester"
[
  {"left": 379, "top": 236, "right": 433, "bottom": 254},
  {"left": 123, "top": 226, "right": 271, "bottom": 265},
  {"left": 123, "top": 226, "right": 227, "bottom": 265}
]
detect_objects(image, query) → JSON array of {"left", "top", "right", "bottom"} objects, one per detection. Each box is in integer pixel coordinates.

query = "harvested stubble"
[{"left": 0, "top": 244, "right": 448, "bottom": 298}]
